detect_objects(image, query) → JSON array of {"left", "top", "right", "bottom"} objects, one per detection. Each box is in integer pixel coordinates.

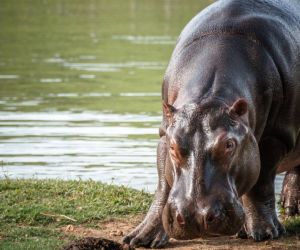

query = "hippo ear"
[
  {"left": 163, "top": 102, "right": 177, "bottom": 120},
  {"left": 229, "top": 98, "right": 248, "bottom": 117}
]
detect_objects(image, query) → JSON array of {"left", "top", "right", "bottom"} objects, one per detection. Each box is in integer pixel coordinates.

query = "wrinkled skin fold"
[{"left": 123, "top": 0, "right": 300, "bottom": 248}]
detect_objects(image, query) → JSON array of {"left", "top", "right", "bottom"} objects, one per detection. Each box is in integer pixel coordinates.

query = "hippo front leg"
[
  {"left": 123, "top": 135, "right": 170, "bottom": 248},
  {"left": 239, "top": 137, "right": 286, "bottom": 241},
  {"left": 240, "top": 177, "right": 285, "bottom": 241},
  {"left": 281, "top": 166, "right": 300, "bottom": 216}
]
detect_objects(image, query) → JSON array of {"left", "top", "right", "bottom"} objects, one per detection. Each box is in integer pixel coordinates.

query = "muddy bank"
[{"left": 61, "top": 215, "right": 300, "bottom": 250}]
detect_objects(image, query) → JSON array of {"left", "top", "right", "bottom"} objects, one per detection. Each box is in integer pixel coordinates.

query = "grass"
[
  {"left": 0, "top": 178, "right": 153, "bottom": 250},
  {"left": 284, "top": 216, "right": 300, "bottom": 235},
  {"left": 0, "top": 178, "right": 299, "bottom": 250}
]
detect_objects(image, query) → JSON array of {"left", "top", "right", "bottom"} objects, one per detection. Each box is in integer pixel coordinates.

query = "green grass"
[
  {"left": 0, "top": 179, "right": 153, "bottom": 250},
  {"left": 284, "top": 216, "right": 300, "bottom": 235},
  {"left": 279, "top": 202, "right": 300, "bottom": 235}
]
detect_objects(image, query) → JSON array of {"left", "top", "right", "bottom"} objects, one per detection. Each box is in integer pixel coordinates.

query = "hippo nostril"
[
  {"left": 176, "top": 212, "right": 185, "bottom": 226},
  {"left": 205, "top": 207, "right": 222, "bottom": 225},
  {"left": 206, "top": 212, "right": 215, "bottom": 223}
]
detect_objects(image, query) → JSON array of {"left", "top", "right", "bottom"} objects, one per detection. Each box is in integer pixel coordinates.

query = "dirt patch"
[
  {"left": 61, "top": 215, "right": 143, "bottom": 239},
  {"left": 63, "top": 237, "right": 134, "bottom": 250},
  {"left": 61, "top": 215, "right": 300, "bottom": 250}
]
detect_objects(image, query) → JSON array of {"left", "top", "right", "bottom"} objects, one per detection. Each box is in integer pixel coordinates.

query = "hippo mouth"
[{"left": 162, "top": 199, "right": 245, "bottom": 240}]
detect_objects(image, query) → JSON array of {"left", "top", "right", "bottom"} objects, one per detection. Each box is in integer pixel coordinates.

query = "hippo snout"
[{"left": 162, "top": 197, "right": 245, "bottom": 239}]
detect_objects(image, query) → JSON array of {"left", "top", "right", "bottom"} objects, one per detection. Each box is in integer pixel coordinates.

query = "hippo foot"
[
  {"left": 281, "top": 169, "right": 300, "bottom": 216},
  {"left": 123, "top": 222, "right": 169, "bottom": 248},
  {"left": 239, "top": 213, "right": 285, "bottom": 241}
]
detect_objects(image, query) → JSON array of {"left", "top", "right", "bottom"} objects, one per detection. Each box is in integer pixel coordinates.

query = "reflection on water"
[
  {"left": 119, "top": 92, "right": 160, "bottom": 97},
  {"left": 45, "top": 55, "right": 166, "bottom": 72},
  {"left": 63, "top": 61, "right": 166, "bottom": 72},
  {"left": 112, "top": 35, "right": 177, "bottom": 45},
  {"left": 79, "top": 74, "right": 96, "bottom": 79},
  {"left": 40, "top": 78, "right": 62, "bottom": 83},
  {"left": 0, "top": 75, "right": 19, "bottom": 79},
  {"left": 0, "top": 111, "right": 160, "bottom": 192}
]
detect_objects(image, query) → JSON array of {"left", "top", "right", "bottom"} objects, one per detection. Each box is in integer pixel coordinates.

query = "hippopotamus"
[{"left": 123, "top": 0, "right": 300, "bottom": 247}]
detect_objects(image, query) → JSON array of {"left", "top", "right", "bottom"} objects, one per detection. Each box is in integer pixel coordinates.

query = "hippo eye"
[
  {"left": 169, "top": 144, "right": 176, "bottom": 158},
  {"left": 225, "top": 139, "right": 236, "bottom": 151},
  {"left": 169, "top": 142, "right": 186, "bottom": 165}
]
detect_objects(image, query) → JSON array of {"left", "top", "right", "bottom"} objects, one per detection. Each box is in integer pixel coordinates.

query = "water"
[
  {"left": 0, "top": 111, "right": 159, "bottom": 191},
  {"left": 0, "top": 0, "right": 283, "bottom": 195}
]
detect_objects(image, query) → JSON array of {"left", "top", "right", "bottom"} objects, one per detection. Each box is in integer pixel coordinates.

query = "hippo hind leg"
[
  {"left": 123, "top": 135, "right": 170, "bottom": 248},
  {"left": 281, "top": 166, "right": 300, "bottom": 216}
]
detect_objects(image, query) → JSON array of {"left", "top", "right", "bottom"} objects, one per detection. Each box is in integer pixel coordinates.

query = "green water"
[{"left": 0, "top": 0, "right": 211, "bottom": 114}]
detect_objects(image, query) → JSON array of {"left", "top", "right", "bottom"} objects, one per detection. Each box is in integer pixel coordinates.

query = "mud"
[{"left": 63, "top": 237, "right": 134, "bottom": 250}]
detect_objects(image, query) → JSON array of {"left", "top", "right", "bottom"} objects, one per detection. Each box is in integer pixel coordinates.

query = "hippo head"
[{"left": 162, "top": 98, "right": 260, "bottom": 239}]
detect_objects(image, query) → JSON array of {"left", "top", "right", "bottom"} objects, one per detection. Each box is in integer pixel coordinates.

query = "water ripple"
[{"left": 0, "top": 111, "right": 160, "bottom": 192}]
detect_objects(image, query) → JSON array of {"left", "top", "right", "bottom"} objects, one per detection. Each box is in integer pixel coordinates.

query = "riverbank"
[{"left": 0, "top": 179, "right": 299, "bottom": 249}]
